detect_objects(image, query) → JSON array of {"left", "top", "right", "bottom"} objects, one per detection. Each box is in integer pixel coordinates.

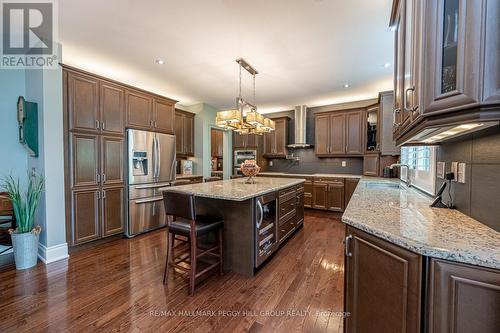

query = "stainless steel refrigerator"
[{"left": 126, "top": 129, "right": 176, "bottom": 237}]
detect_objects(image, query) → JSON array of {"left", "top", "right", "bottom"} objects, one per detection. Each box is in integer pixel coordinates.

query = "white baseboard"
[{"left": 38, "top": 243, "right": 69, "bottom": 264}]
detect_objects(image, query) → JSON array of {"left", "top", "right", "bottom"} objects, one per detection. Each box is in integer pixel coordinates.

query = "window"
[{"left": 400, "top": 146, "right": 437, "bottom": 195}]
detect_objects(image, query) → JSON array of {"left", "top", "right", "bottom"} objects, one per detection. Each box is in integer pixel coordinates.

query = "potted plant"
[{"left": 1, "top": 173, "right": 44, "bottom": 270}]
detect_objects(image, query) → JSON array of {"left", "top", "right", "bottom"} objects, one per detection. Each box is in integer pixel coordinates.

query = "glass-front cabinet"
[{"left": 421, "top": 0, "right": 482, "bottom": 114}]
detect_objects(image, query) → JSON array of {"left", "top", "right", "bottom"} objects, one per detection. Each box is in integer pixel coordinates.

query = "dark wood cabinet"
[
  {"left": 71, "top": 133, "right": 99, "bottom": 188},
  {"left": 68, "top": 71, "right": 99, "bottom": 133},
  {"left": 102, "top": 187, "right": 124, "bottom": 237},
  {"left": 312, "top": 179, "right": 344, "bottom": 212},
  {"left": 233, "top": 132, "right": 259, "bottom": 149},
  {"left": 101, "top": 136, "right": 124, "bottom": 186},
  {"left": 312, "top": 182, "right": 328, "bottom": 210},
  {"left": 175, "top": 110, "right": 195, "bottom": 157},
  {"left": 153, "top": 99, "right": 175, "bottom": 134},
  {"left": 263, "top": 117, "right": 288, "bottom": 158},
  {"left": 327, "top": 183, "right": 344, "bottom": 212},
  {"left": 315, "top": 111, "right": 363, "bottom": 156},
  {"left": 428, "top": 258, "right": 500, "bottom": 333},
  {"left": 344, "top": 225, "right": 422, "bottom": 333},
  {"left": 363, "top": 153, "right": 380, "bottom": 176},
  {"left": 211, "top": 128, "right": 224, "bottom": 158},
  {"left": 126, "top": 90, "right": 153, "bottom": 129},
  {"left": 304, "top": 180, "right": 313, "bottom": 208},
  {"left": 391, "top": 0, "right": 500, "bottom": 144},
  {"left": 71, "top": 188, "right": 100, "bottom": 244},
  {"left": 100, "top": 82, "right": 124, "bottom": 135},
  {"left": 344, "top": 178, "right": 359, "bottom": 206}
]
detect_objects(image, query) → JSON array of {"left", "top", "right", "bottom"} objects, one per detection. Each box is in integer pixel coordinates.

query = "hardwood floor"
[{"left": 0, "top": 211, "right": 345, "bottom": 333}]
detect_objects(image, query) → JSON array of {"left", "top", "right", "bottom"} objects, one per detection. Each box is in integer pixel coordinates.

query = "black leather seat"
[
  {"left": 168, "top": 216, "right": 223, "bottom": 236},
  {"left": 162, "top": 190, "right": 224, "bottom": 295}
]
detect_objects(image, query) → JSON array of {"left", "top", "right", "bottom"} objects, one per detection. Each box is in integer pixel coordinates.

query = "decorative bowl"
[{"left": 240, "top": 160, "right": 260, "bottom": 184}]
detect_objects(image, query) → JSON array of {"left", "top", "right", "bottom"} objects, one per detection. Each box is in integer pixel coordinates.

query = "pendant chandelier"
[{"left": 216, "top": 58, "right": 275, "bottom": 135}]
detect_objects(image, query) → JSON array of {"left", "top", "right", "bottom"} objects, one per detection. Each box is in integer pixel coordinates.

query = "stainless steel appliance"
[
  {"left": 126, "top": 129, "right": 176, "bottom": 237},
  {"left": 234, "top": 149, "right": 257, "bottom": 175},
  {"left": 255, "top": 192, "right": 278, "bottom": 267}
]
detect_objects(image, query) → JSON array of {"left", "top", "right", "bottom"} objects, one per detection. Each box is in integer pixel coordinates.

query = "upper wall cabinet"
[
  {"left": 263, "top": 117, "right": 288, "bottom": 158},
  {"left": 175, "top": 110, "right": 195, "bottom": 157},
  {"left": 391, "top": 0, "right": 500, "bottom": 145},
  {"left": 233, "top": 132, "right": 260, "bottom": 149},
  {"left": 126, "top": 90, "right": 175, "bottom": 134},
  {"left": 68, "top": 72, "right": 99, "bottom": 133},
  {"left": 314, "top": 110, "right": 364, "bottom": 157}
]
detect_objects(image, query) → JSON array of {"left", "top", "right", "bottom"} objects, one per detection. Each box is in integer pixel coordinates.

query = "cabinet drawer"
[
  {"left": 315, "top": 177, "right": 344, "bottom": 185},
  {"left": 279, "top": 197, "right": 296, "bottom": 223},
  {"left": 279, "top": 187, "right": 296, "bottom": 202},
  {"left": 296, "top": 184, "right": 305, "bottom": 194},
  {"left": 278, "top": 219, "right": 295, "bottom": 243}
]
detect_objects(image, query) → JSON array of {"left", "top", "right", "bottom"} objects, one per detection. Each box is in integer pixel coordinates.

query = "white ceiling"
[{"left": 60, "top": 0, "right": 394, "bottom": 113}]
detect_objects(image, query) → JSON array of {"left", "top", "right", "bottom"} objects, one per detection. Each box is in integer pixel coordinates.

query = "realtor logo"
[{"left": 1, "top": 0, "right": 58, "bottom": 68}]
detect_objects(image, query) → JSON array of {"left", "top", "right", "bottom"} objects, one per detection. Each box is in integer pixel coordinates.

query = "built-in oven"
[
  {"left": 234, "top": 149, "right": 257, "bottom": 175},
  {"left": 255, "top": 192, "right": 278, "bottom": 267}
]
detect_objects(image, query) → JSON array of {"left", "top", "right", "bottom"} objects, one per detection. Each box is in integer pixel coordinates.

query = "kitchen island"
[{"left": 160, "top": 177, "right": 306, "bottom": 276}]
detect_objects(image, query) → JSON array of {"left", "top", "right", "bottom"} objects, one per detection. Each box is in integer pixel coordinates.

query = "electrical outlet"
[
  {"left": 268, "top": 161, "right": 273, "bottom": 167},
  {"left": 437, "top": 161, "right": 445, "bottom": 179},
  {"left": 451, "top": 162, "right": 458, "bottom": 181},
  {"left": 458, "top": 163, "right": 466, "bottom": 183},
  {"left": 341, "top": 161, "right": 347, "bottom": 167}
]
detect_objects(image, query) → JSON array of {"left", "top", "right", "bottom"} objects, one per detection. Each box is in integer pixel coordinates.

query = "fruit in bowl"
[{"left": 240, "top": 160, "right": 260, "bottom": 184}]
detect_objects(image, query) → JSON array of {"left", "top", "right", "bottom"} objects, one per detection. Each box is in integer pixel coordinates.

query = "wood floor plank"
[{"left": 0, "top": 211, "right": 345, "bottom": 333}]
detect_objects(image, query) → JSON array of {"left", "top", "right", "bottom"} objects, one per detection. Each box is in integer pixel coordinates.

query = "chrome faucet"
[{"left": 390, "top": 163, "right": 411, "bottom": 187}]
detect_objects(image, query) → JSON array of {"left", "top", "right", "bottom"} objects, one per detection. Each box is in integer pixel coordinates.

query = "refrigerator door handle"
[
  {"left": 152, "top": 136, "right": 158, "bottom": 180},
  {"left": 156, "top": 136, "right": 161, "bottom": 180}
]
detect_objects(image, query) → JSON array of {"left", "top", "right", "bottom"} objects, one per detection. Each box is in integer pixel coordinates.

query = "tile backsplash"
[
  {"left": 261, "top": 148, "right": 363, "bottom": 175},
  {"left": 436, "top": 125, "right": 500, "bottom": 232}
]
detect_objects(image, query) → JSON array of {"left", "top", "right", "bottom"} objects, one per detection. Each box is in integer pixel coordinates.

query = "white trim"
[{"left": 38, "top": 243, "right": 69, "bottom": 264}]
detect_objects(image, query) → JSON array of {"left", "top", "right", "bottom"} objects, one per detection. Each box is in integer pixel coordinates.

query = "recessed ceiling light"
[
  {"left": 384, "top": 63, "right": 391, "bottom": 68},
  {"left": 344, "top": 84, "right": 350, "bottom": 88},
  {"left": 155, "top": 59, "right": 165, "bottom": 65}
]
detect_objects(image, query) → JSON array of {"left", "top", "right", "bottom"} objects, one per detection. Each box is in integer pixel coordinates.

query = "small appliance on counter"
[
  {"left": 383, "top": 166, "right": 394, "bottom": 178},
  {"left": 180, "top": 159, "right": 193, "bottom": 175}
]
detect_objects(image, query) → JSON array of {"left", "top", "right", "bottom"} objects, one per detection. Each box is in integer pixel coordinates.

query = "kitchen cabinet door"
[
  {"left": 102, "top": 187, "right": 124, "bottom": 236},
  {"left": 482, "top": 1, "right": 500, "bottom": 105},
  {"left": 246, "top": 134, "right": 258, "bottom": 148},
  {"left": 72, "top": 188, "right": 101, "bottom": 245},
  {"left": 422, "top": 0, "right": 482, "bottom": 115},
  {"left": 393, "top": 1, "right": 405, "bottom": 137},
  {"left": 71, "top": 133, "right": 100, "bottom": 188},
  {"left": 428, "top": 259, "right": 500, "bottom": 333},
  {"left": 175, "top": 112, "right": 184, "bottom": 154},
  {"left": 68, "top": 71, "right": 99, "bottom": 133},
  {"left": 363, "top": 154, "right": 380, "bottom": 176},
  {"left": 100, "top": 81, "right": 124, "bottom": 135},
  {"left": 344, "top": 178, "right": 359, "bottom": 207},
  {"left": 312, "top": 182, "right": 328, "bottom": 210},
  {"left": 264, "top": 131, "right": 275, "bottom": 156},
  {"left": 184, "top": 114, "right": 194, "bottom": 156},
  {"left": 344, "top": 226, "right": 422, "bottom": 333},
  {"left": 101, "top": 136, "right": 124, "bottom": 186},
  {"left": 329, "top": 113, "right": 346, "bottom": 155},
  {"left": 304, "top": 180, "right": 313, "bottom": 208},
  {"left": 126, "top": 90, "right": 153, "bottom": 129},
  {"left": 233, "top": 132, "right": 246, "bottom": 148},
  {"left": 314, "top": 113, "right": 330, "bottom": 155},
  {"left": 327, "top": 184, "right": 344, "bottom": 212},
  {"left": 345, "top": 111, "right": 364, "bottom": 155},
  {"left": 274, "top": 118, "right": 288, "bottom": 156},
  {"left": 217, "top": 130, "right": 224, "bottom": 157},
  {"left": 153, "top": 99, "right": 175, "bottom": 134}
]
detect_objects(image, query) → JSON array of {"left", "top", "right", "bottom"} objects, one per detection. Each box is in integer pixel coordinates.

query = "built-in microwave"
[{"left": 255, "top": 192, "right": 278, "bottom": 267}]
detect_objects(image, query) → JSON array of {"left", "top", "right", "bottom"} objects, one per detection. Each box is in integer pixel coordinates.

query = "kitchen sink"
[{"left": 365, "top": 182, "right": 404, "bottom": 189}]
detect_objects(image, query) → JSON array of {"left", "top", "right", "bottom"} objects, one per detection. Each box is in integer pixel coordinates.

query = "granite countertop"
[
  {"left": 176, "top": 174, "right": 203, "bottom": 179},
  {"left": 342, "top": 177, "right": 500, "bottom": 269},
  {"left": 160, "top": 177, "right": 305, "bottom": 201},
  {"left": 258, "top": 172, "right": 362, "bottom": 179}
]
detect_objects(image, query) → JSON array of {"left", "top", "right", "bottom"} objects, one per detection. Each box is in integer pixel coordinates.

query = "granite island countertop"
[
  {"left": 342, "top": 177, "right": 500, "bottom": 269},
  {"left": 160, "top": 177, "right": 305, "bottom": 201},
  {"left": 258, "top": 172, "right": 362, "bottom": 179}
]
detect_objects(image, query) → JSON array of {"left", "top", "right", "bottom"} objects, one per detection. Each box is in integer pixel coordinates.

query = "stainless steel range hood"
[{"left": 288, "top": 105, "right": 311, "bottom": 148}]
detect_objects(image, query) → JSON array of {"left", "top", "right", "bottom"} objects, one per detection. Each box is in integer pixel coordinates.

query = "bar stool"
[
  {"left": 162, "top": 190, "right": 224, "bottom": 295},
  {"left": 204, "top": 176, "right": 221, "bottom": 182}
]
